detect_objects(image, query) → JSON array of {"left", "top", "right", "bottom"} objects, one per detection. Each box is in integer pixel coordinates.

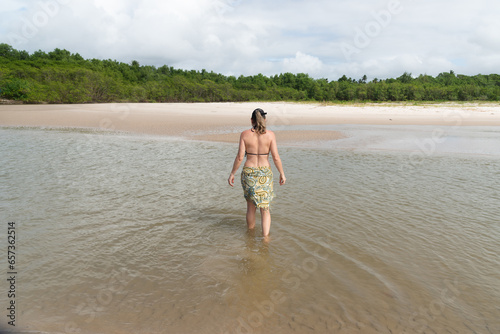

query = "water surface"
[{"left": 1, "top": 126, "right": 499, "bottom": 334}]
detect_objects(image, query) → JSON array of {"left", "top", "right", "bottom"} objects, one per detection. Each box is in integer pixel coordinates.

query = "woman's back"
[{"left": 242, "top": 129, "right": 273, "bottom": 167}]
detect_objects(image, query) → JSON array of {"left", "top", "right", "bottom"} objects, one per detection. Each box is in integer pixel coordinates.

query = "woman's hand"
[
  {"left": 228, "top": 173, "right": 235, "bottom": 187},
  {"left": 279, "top": 173, "right": 286, "bottom": 186}
]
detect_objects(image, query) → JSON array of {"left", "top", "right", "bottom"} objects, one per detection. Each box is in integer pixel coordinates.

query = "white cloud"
[
  {"left": 1, "top": 0, "right": 499, "bottom": 80},
  {"left": 283, "top": 52, "right": 325, "bottom": 77},
  {"left": 0, "top": 0, "right": 26, "bottom": 14},
  {"left": 469, "top": 18, "right": 500, "bottom": 53}
]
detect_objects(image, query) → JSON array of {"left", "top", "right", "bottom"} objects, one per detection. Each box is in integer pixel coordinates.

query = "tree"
[
  {"left": 0, "top": 43, "right": 15, "bottom": 58},
  {"left": 48, "top": 48, "right": 71, "bottom": 61},
  {"left": 397, "top": 72, "right": 412, "bottom": 84},
  {"left": 1, "top": 45, "right": 500, "bottom": 104},
  {"left": 71, "top": 53, "right": 84, "bottom": 61},
  {"left": 338, "top": 75, "right": 349, "bottom": 82},
  {"left": 1, "top": 79, "right": 31, "bottom": 100},
  {"left": 31, "top": 50, "right": 49, "bottom": 60}
]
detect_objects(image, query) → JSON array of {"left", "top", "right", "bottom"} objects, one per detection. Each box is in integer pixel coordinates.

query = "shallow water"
[{"left": 1, "top": 126, "right": 499, "bottom": 334}]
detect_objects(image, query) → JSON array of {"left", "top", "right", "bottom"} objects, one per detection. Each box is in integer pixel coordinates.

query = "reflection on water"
[
  {"left": 281, "top": 124, "right": 500, "bottom": 157},
  {"left": 1, "top": 127, "right": 499, "bottom": 334}
]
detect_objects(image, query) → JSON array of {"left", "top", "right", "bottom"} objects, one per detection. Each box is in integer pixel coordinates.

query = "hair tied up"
[{"left": 252, "top": 108, "right": 267, "bottom": 134}]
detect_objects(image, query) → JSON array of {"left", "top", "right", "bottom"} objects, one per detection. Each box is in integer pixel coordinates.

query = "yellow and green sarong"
[{"left": 241, "top": 166, "right": 274, "bottom": 210}]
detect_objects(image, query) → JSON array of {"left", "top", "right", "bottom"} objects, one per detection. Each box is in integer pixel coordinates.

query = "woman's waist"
[
  {"left": 243, "top": 162, "right": 271, "bottom": 169},
  {"left": 242, "top": 165, "right": 272, "bottom": 173}
]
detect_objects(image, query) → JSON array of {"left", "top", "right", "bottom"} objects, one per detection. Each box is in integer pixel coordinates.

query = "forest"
[{"left": 1, "top": 43, "right": 500, "bottom": 104}]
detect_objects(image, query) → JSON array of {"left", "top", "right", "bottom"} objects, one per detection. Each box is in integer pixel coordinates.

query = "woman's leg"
[
  {"left": 246, "top": 200, "right": 256, "bottom": 229},
  {"left": 260, "top": 208, "right": 271, "bottom": 237}
]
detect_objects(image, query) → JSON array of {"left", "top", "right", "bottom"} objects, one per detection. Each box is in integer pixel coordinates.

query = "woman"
[{"left": 228, "top": 108, "right": 286, "bottom": 237}]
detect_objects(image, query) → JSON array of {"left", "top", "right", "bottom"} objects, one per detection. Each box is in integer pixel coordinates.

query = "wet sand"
[
  {"left": 2, "top": 103, "right": 500, "bottom": 334},
  {"left": 1, "top": 102, "right": 500, "bottom": 142}
]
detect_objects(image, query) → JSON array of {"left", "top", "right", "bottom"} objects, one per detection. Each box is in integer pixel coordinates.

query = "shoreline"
[{"left": 1, "top": 102, "right": 500, "bottom": 142}]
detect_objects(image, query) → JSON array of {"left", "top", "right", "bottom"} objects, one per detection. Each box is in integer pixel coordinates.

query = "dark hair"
[{"left": 251, "top": 108, "right": 267, "bottom": 134}]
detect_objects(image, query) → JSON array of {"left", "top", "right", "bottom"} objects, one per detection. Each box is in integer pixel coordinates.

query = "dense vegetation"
[{"left": 1, "top": 43, "right": 500, "bottom": 104}]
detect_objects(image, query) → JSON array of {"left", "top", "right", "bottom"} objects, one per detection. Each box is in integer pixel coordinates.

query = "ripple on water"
[{"left": 1, "top": 127, "right": 499, "bottom": 334}]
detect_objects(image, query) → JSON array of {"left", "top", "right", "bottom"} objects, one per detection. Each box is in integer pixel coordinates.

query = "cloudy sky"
[{"left": 1, "top": 0, "right": 499, "bottom": 80}]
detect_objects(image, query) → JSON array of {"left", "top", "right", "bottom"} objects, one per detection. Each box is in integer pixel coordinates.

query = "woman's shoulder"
[
  {"left": 241, "top": 128, "right": 275, "bottom": 138},
  {"left": 241, "top": 129, "right": 253, "bottom": 136},
  {"left": 264, "top": 130, "right": 275, "bottom": 138}
]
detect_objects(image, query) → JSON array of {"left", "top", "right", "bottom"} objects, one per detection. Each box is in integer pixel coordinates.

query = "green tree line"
[{"left": 1, "top": 43, "right": 500, "bottom": 103}]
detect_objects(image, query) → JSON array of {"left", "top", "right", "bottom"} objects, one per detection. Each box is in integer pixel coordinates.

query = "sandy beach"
[
  {"left": 3, "top": 102, "right": 500, "bottom": 334},
  {"left": 1, "top": 102, "right": 500, "bottom": 143}
]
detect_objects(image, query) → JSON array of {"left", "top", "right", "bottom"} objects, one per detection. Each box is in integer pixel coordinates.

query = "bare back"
[{"left": 239, "top": 129, "right": 276, "bottom": 168}]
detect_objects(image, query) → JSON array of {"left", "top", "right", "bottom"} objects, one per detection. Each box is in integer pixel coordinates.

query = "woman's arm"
[
  {"left": 269, "top": 132, "right": 286, "bottom": 185},
  {"left": 228, "top": 133, "right": 246, "bottom": 187}
]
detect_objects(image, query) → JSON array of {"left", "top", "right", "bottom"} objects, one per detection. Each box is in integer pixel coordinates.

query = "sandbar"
[{"left": 1, "top": 102, "right": 500, "bottom": 143}]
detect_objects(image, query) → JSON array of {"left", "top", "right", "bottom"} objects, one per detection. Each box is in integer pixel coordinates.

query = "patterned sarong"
[{"left": 241, "top": 166, "right": 274, "bottom": 210}]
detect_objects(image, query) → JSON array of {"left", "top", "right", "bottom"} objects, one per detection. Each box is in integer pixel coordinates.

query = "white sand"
[{"left": 1, "top": 102, "right": 500, "bottom": 141}]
